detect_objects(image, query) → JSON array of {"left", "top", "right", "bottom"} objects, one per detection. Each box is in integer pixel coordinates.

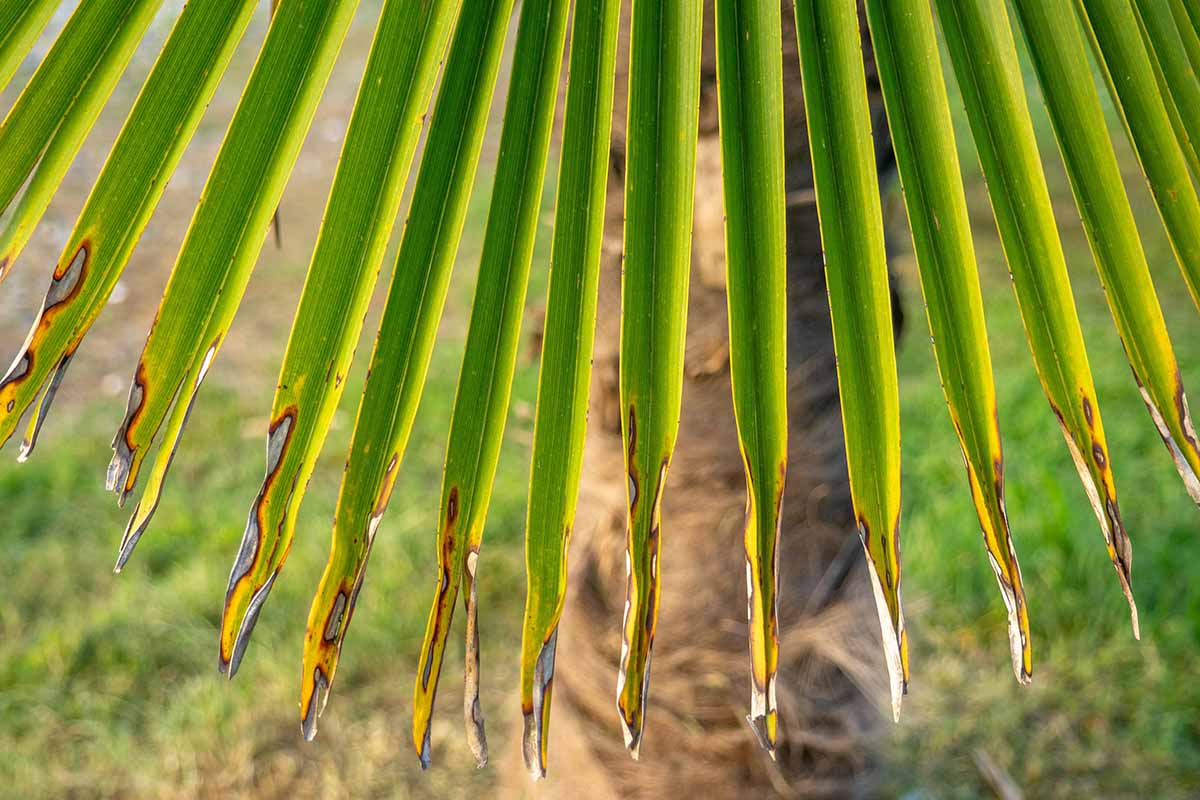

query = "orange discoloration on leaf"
[{"left": 218, "top": 405, "right": 299, "bottom": 674}]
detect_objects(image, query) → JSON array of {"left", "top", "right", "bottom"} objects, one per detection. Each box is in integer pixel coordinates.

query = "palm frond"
[
  {"left": 866, "top": 0, "right": 1030, "bottom": 684},
  {"left": 298, "top": 0, "right": 515, "bottom": 746},
  {"left": 519, "top": 0, "right": 621, "bottom": 780},
  {"left": 616, "top": 0, "right": 703, "bottom": 757},
  {"left": 107, "top": 0, "right": 358, "bottom": 570},
  {"left": 0, "top": 0, "right": 163, "bottom": 284},
  {"left": 1080, "top": 0, "right": 1200, "bottom": 311},
  {"left": 1, "top": 0, "right": 1198, "bottom": 776},
  {"left": 794, "top": 0, "right": 906, "bottom": 719},
  {"left": 1013, "top": 0, "right": 1200, "bottom": 505},
  {"left": 410, "top": 0, "right": 571, "bottom": 769},
  {"left": 714, "top": 0, "right": 789, "bottom": 754},
  {"left": 0, "top": 0, "right": 256, "bottom": 456},
  {"left": 936, "top": 0, "right": 1138, "bottom": 635},
  {"left": 219, "top": 0, "right": 461, "bottom": 685}
]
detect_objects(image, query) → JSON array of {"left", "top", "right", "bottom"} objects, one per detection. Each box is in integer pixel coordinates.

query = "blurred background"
[{"left": 1, "top": 2, "right": 1198, "bottom": 797}]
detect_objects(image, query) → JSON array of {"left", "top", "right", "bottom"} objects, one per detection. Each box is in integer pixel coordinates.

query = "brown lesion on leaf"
[
  {"left": 769, "top": 458, "right": 787, "bottom": 640},
  {"left": 992, "top": 455, "right": 1005, "bottom": 504},
  {"left": 217, "top": 406, "right": 299, "bottom": 669},
  {"left": 626, "top": 404, "right": 638, "bottom": 461},
  {"left": 446, "top": 484, "right": 459, "bottom": 526},
  {"left": 890, "top": 515, "right": 902, "bottom": 591},
  {"left": 1, "top": 244, "right": 92, "bottom": 428},
  {"left": 625, "top": 404, "right": 639, "bottom": 510},
  {"left": 110, "top": 362, "right": 150, "bottom": 500},
  {"left": 0, "top": 351, "right": 32, "bottom": 419},
  {"left": 322, "top": 590, "right": 349, "bottom": 643},
  {"left": 42, "top": 241, "right": 89, "bottom": 317},
  {"left": 246, "top": 406, "right": 299, "bottom": 548},
  {"left": 1048, "top": 400, "right": 1066, "bottom": 429},
  {"left": 372, "top": 452, "right": 400, "bottom": 518},
  {"left": 420, "top": 495, "right": 461, "bottom": 693},
  {"left": 1174, "top": 368, "right": 1200, "bottom": 455}
]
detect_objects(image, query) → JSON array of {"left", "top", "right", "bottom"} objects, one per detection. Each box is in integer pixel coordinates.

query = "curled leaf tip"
[
  {"left": 107, "top": 372, "right": 146, "bottom": 501},
  {"left": 219, "top": 571, "right": 278, "bottom": 680},
  {"left": 417, "top": 722, "right": 432, "bottom": 771},
  {"left": 1138, "top": 385, "right": 1200, "bottom": 506},
  {"left": 17, "top": 352, "right": 74, "bottom": 462},
  {"left": 521, "top": 626, "right": 558, "bottom": 780},
  {"left": 860, "top": 540, "right": 907, "bottom": 722},
  {"left": 620, "top": 714, "right": 643, "bottom": 761},
  {"left": 1051, "top": 413, "right": 1138, "bottom": 639},
  {"left": 463, "top": 551, "right": 487, "bottom": 768},
  {"left": 616, "top": 559, "right": 654, "bottom": 761},
  {"left": 1111, "top": 556, "right": 1139, "bottom": 641},
  {"left": 219, "top": 413, "right": 295, "bottom": 676},
  {"left": 300, "top": 666, "right": 328, "bottom": 742},
  {"left": 113, "top": 506, "right": 149, "bottom": 572},
  {"left": 746, "top": 710, "right": 778, "bottom": 760},
  {"left": 983, "top": 543, "right": 1032, "bottom": 685},
  {"left": 106, "top": 441, "right": 133, "bottom": 499}
]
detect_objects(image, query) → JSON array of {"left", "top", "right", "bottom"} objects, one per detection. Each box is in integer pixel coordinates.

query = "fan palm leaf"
[{"left": 1, "top": 0, "right": 1196, "bottom": 775}]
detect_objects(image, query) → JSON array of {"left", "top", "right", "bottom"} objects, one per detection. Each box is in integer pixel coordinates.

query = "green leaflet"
[
  {"left": 1171, "top": 0, "right": 1200, "bottom": 80},
  {"left": 0, "top": 0, "right": 164, "bottom": 284},
  {"left": 410, "top": 0, "right": 570, "bottom": 768},
  {"left": 1080, "top": 0, "right": 1200, "bottom": 312},
  {"left": 616, "top": 0, "right": 703, "bottom": 757},
  {"left": 217, "top": 0, "right": 462, "bottom": 683},
  {"left": 519, "top": 0, "right": 620, "bottom": 780},
  {"left": 0, "top": 0, "right": 57, "bottom": 93},
  {"left": 935, "top": 0, "right": 1138, "bottom": 634},
  {"left": 1015, "top": 0, "right": 1200, "bottom": 505},
  {"left": 1183, "top": 0, "right": 1200, "bottom": 37},
  {"left": 864, "top": 0, "right": 1031, "bottom": 685},
  {"left": 299, "top": 0, "right": 515, "bottom": 746},
  {"left": 0, "top": 0, "right": 257, "bottom": 454},
  {"left": 793, "top": 0, "right": 906, "bottom": 720},
  {"left": 1132, "top": 0, "right": 1200, "bottom": 165},
  {"left": 714, "top": 0, "right": 789, "bottom": 755},
  {"left": 109, "top": 0, "right": 359, "bottom": 569}
]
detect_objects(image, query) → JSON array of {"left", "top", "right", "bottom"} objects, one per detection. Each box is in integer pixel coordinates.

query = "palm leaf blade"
[
  {"left": 714, "top": 0, "right": 789, "bottom": 752},
  {"left": 793, "top": 0, "right": 906, "bottom": 719},
  {"left": 408, "top": 0, "right": 571, "bottom": 768},
  {"left": 1080, "top": 0, "right": 1200, "bottom": 311},
  {"left": 0, "top": 0, "right": 257, "bottom": 454},
  {"left": 108, "top": 0, "right": 360, "bottom": 568},
  {"left": 0, "top": 0, "right": 164, "bottom": 284},
  {"left": 615, "top": 0, "right": 703, "bottom": 756},
  {"left": 218, "top": 0, "right": 463, "bottom": 681},
  {"left": 865, "top": 0, "right": 1031, "bottom": 684},
  {"left": 936, "top": 0, "right": 1138, "bottom": 633},
  {"left": 519, "top": 0, "right": 621, "bottom": 779},
  {"left": 1014, "top": 0, "right": 1200, "bottom": 505},
  {"left": 299, "top": 0, "right": 517, "bottom": 745}
]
